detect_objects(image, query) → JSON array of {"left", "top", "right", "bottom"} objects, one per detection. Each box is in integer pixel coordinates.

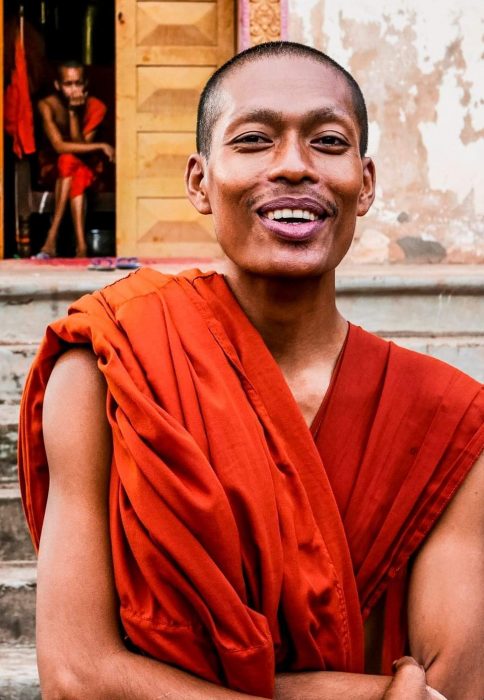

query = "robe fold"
[
  {"left": 38, "top": 96, "right": 107, "bottom": 198},
  {"left": 18, "top": 268, "right": 484, "bottom": 698}
]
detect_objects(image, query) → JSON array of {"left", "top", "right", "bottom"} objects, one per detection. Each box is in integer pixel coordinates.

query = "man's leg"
[
  {"left": 41, "top": 177, "right": 72, "bottom": 256},
  {"left": 70, "top": 193, "right": 88, "bottom": 257}
]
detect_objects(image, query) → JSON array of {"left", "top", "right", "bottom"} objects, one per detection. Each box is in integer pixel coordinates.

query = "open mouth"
[{"left": 261, "top": 208, "right": 325, "bottom": 224}]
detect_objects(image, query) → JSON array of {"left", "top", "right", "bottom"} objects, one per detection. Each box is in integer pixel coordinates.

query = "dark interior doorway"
[{"left": 3, "top": 0, "right": 115, "bottom": 258}]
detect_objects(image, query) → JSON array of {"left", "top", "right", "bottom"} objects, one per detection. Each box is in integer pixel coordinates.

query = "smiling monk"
[{"left": 19, "top": 42, "right": 483, "bottom": 700}]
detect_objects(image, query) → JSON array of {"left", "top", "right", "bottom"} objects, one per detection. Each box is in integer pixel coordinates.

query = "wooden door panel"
[
  {"left": 137, "top": 3, "right": 217, "bottom": 46},
  {"left": 137, "top": 198, "right": 216, "bottom": 257},
  {"left": 137, "top": 66, "right": 213, "bottom": 129},
  {"left": 137, "top": 132, "right": 195, "bottom": 196},
  {"left": 117, "top": 0, "right": 234, "bottom": 257}
]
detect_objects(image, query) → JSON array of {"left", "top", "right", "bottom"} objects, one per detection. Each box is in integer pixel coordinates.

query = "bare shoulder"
[
  {"left": 43, "top": 348, "right": 111, "bottom": 488},
  {"left": 408, "top": 452, "right": 484, "bottom": 697},
  {"left": 428, "top": 451, "right": 484, "bottom": 542},
  {"left": 38, "top": 94, "right": 64, "bottom": 121}
]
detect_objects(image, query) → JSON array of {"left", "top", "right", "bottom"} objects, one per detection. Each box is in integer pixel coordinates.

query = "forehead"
[
  {"left": 59, "top": 67, "right": 84, "bottom": 83},
  {"left": 216, "top": 55, "right": 356, "bottom": 128}
]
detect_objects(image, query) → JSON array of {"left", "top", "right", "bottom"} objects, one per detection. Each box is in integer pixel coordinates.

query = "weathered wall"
[{"left": 288, "top": 0, "right": 484, "bottom": 264}]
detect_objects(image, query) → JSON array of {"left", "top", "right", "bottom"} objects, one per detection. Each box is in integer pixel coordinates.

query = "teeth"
[{"left": 267, "top": 208, "right": 320, "bottom": 221}]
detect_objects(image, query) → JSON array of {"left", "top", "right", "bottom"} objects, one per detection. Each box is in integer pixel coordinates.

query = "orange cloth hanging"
[
  {"left": 18, "top": 269, "right": 484, "bottom": 697},
  {"left": 4, "top": 31, "right": 36, "bottom": 157}
]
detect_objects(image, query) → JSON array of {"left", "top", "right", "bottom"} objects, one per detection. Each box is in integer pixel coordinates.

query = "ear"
[
  {"left": 54, "top": 80, "right": 61, "bottom": 92},
  {"left": 185, "top": 154, "right": 212, "bottom": 215},
  {"left": 357, "top": 157, "right": 376, "bottom": 217}
]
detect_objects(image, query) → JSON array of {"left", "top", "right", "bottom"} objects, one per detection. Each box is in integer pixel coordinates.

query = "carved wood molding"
[{"left": 249, "top": 0, "right": 281, "bottom": 46}]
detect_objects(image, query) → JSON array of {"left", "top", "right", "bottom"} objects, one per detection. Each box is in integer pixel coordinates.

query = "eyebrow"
[{"left": 226, "top": 106, "right": 353, "bottom": 131}]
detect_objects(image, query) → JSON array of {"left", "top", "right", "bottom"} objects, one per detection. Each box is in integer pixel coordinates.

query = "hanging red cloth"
[{"left": 4, "top": 30, "right": 36, "bottom": 158}]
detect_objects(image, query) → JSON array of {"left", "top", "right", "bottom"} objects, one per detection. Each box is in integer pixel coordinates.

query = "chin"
[{"left": 229, "top": 253, "right": 341, "bottom": 280}]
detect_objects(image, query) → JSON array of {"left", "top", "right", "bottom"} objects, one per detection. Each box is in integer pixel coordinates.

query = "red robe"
[
  {"left": 18, "top": 268, "right": 484, "bottom": 698},
  {"left": 4, "top": 32, "right": 36, "bottom": 158},
  {"left": 38, "top": 96, "right": 107, "bottom": 198}
]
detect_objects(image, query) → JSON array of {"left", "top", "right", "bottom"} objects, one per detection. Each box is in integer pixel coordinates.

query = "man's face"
[
  {"left": 187, "top": 56, "right": 375, "bottom": 277},
  {"left": 55, "top": 67, "right": 86, "bottom": 102}
]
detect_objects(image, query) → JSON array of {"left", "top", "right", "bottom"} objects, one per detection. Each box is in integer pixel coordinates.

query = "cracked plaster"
[{"left": 288, "top": 0, "right": 484, "bottom": 263}]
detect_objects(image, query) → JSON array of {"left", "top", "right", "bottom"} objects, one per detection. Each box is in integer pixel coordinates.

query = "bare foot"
[
  {"left": 40, "top": 244, "right": 56, "bottom": 257},
  {"left": 76, "top": 246, "right": 88, "bottom": 258}
]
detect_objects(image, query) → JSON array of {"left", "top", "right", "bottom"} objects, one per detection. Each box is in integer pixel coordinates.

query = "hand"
[
  {"left": 383, "top": 657, "right": 448, "bottom": 700},
  {"left": 100, "top": 143, "right": 115, "bottom": 162},
  {"left": 69, "top": 91, "right": 87, "bottom": 109}
]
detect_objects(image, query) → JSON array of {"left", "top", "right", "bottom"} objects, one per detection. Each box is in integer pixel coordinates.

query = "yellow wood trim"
[
  {"left": 218, "top": 0, "right": 236, "bottom": 64},
  {"left": 115, "top": 0, "right": 138, "bottom": 257}
]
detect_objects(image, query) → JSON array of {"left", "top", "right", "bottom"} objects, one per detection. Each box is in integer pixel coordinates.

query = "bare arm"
[
  {"left": 38, "top": 100, "right": 113, "bottom": 159},
  {"left": 408, "top": 451, "right": 484, "bottom": 699}
]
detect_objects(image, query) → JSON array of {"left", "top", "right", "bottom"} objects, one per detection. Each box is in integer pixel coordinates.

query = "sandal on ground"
[
  {"left": 87, "top": 257, "right": 117, "bottom": 271},
  {"left": 116, "top": 257, "right": 141, "bottom": 270},
  {"left": 31, "top": 251, "right": 54, "bottom": 260}
]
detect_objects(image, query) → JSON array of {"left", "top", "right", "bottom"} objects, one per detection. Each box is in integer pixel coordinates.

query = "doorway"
[{"left": 2, "top": 0, "right": 115, "bottom": 258}]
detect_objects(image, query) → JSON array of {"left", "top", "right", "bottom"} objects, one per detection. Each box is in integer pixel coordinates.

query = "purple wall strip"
[
  {"left": 280, "top": 0, "right": 288, "bottom": 39},
  {"left": 237, "top": 0, "right": 251, "bottom": 51}
]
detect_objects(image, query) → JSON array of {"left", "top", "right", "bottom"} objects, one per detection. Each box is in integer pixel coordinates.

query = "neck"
[{"left": 224, "top": 263, "right": 347, "bottom": 371}]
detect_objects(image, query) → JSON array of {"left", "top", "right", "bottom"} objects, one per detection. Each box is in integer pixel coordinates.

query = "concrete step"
[
  {"left": 0, "top": 345, "right": 37, "bottom": 407},
  {"left": 0, "top": 562, "right": 36, "bottom": 645},
  {"left": 0, "top": 261, "right": 483, "bottom": 337},
  {"left": 0, "top": 405, "right": 20, "bottom": 483},
  {"left": 387, "top": 335, "right": 484, "bottom": 382},
  {"left": 0, "top": 487, "right": 35, "bottom": 561},
  {"left": 0, "top": 645, "right": 40, "bottom": 699}
]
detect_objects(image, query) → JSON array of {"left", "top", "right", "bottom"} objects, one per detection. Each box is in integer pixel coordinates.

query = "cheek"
[{"left": 333, "top": 165, "right": 363, "bottom": 206}]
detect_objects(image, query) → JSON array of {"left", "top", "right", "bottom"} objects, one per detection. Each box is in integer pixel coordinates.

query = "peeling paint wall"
[{"left": 288, "top": 0, "right": 484, "bottom": 263}]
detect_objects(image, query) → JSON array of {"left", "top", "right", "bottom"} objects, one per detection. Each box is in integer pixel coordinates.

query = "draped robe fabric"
[
  {"left": 38, "top": 96, "right": 107, "bottom": 199},
  {"left": 18, "top": 268, "right": 484, "bottom": 698},
  {"left": 4, "top": 31, "right": 36, "bottom": 158}
]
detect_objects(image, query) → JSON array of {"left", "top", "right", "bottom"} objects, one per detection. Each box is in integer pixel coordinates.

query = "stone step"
[
  {"left": 0, "top": 562, "right": 36, "bottom": 645},
  {"left": 0, "top": 345, "right": 37, "bottom": 406},
  {"left": 0, "top": 405, "right": 21, "bottom": 482},
  {"left": 1, "top": 262, "right": 483, "bottom": 339},
  {"left": 387, "top": 335, "right": 484, "bottom": 382},
  {"left": 0, "top": 487, "right": 35, "bottom": 562},
  {"left": 0, "top": 645, "right": 40, "bottom": 699}
]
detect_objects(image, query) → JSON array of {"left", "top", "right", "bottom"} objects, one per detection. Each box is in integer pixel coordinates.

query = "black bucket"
[{"left": 87, "top": 229, "right": 115, "bottom": 257}]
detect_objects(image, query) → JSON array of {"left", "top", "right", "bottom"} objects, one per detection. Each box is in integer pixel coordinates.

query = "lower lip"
[{"left": 258, "top": 214, "right": 327, "bottom": 242}]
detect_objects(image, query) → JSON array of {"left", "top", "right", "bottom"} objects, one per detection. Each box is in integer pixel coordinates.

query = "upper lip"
[{"left": 257, "top": 197, "right": 332, "bottom": 218}]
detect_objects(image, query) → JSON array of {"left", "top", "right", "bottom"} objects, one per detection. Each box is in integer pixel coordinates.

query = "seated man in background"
[
  {"left": 19, "top": 42, "right": 482, "bottom": 699},
  {"left": 36, "top": 60, "right": 114, "bottom": 258}
]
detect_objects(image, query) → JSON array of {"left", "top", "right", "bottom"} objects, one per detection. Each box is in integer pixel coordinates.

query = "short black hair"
[
  {"left": 196, "top": 41, "right": 368, "bottom": 158},
  {"left": 57, "top": 60, "right": 86, "bottom": 80}
]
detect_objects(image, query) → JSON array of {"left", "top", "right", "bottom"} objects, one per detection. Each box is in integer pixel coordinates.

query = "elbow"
[
  {"left": 40, "top": 667, "right": 84, "bottom": 700},
  {"left": 425, "top": 652, "right": 484, "bottom": 700},
  {"left": 39, "top": 656, "right": 101, "bottom": 700},
  {"left": 38, "top": 647, "right": 124, "bottom": 700},
  {"left": 52, "top": 141, "right": 69, "bottom": 155}
]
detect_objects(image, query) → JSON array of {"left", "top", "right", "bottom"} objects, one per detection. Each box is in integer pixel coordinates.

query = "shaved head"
[{"left": 196, "top": 41, "right": 368, "bottom": 159}]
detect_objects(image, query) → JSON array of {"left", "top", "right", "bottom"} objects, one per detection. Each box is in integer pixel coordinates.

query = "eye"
[
  {"left": 233, "top": 133, "right": 271, "bottom": 145},
  {"left": 312, "top": 134, "right": 349, "bottom": 149}
]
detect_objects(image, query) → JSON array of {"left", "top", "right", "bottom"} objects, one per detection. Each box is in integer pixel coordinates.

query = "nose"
[{"left": 267, "top": 135, "right": 318, "bottom": 184}]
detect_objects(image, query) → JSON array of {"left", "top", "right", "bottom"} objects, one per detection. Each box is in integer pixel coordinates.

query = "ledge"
[{"left": 0, "top": 260, "right": 483, "bottom": 298}]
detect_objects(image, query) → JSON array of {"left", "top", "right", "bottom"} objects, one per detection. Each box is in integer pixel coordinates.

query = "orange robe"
[
  {"left": 39, "top": 96, "right": 107, "bottom": 198},
  {"left": 18, "top": 269, "right": 484, "bottom": 698}
]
